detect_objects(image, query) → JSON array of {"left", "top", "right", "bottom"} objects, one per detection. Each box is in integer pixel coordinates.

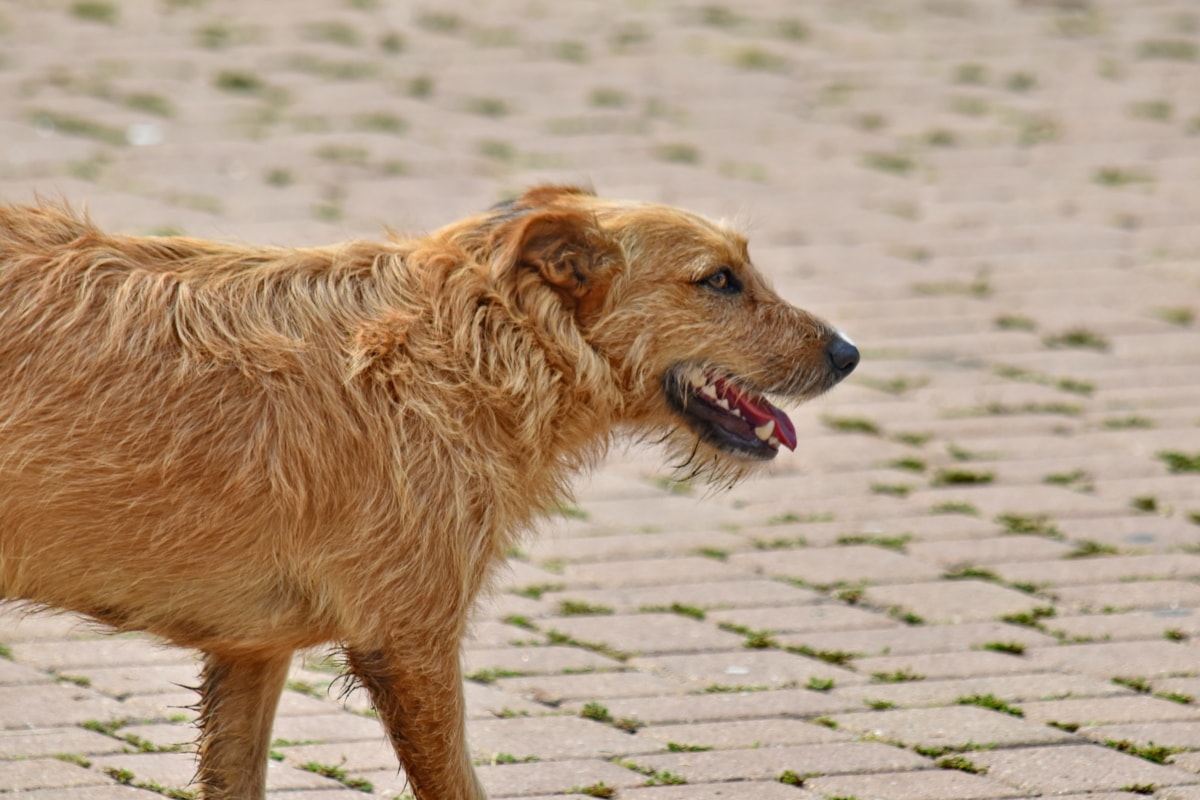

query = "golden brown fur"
[{"left": 0, "top": 185, "right": 856, "bottom": 799}]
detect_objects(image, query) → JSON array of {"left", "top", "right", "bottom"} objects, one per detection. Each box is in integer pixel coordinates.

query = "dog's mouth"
[{"left": 663, "top": 365, "right": 797, "bottom": 460}]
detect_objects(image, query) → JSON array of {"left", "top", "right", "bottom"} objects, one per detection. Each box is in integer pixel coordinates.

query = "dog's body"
[{"left": 0, "top": 185, "right": 857, "bottom": 799}]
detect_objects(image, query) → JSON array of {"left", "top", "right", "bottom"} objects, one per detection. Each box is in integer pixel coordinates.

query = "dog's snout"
[{"left": 827, "top": 336, "right": 860, "bottom": 378}]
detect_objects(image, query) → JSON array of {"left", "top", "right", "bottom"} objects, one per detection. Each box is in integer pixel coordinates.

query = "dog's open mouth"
[{"left": 664, "top": 365, "right": 797, "bottom": 460}]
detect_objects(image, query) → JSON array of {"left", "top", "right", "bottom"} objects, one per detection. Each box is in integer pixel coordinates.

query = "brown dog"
[{"left": 0, "top": 185, "right": 858, "bottom": 798}]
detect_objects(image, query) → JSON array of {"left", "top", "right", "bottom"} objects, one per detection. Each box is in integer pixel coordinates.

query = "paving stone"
[
  {"left": 618, "top": 782, "right": 826, "bottom": 800},
  {"left": 475, "top": 758, "right": 644, "bottom": 797},
  {"left": 832, "top": 705, "right": 1076, "bottom": 749},
  {"left": 0, "top": 726, "right": 126, "bottom": 759},
  {"left": 639, "top": 718, "right": 850, "bottom": 749},
  {"left": 0, "top": 657, "right": 52, "bottom": 686},
  {"left": 993, "top": 554, "right": 1200, "bottom": 588},
  {"left": 277, "top": 739, "right": 398, "bottom": 772},
  {"left": 780, "top": 620, "right": 1056, "bottom": 658},
  {"left": 93, "top": 751, "right": 337, "bottom": 791},
  {"left": 1022, "top": 695, "right": 1200, "bottom": 727},
  {"left": 0, "top": 684, "right": 130, "bottom": 729},
  {"left": 1081, "top": 721, "right": 1200, "bottom": 750},
  {"left": 537, "top": 614, "right": 745, "bottom": 656},
  {"left": 270, "top": 712, "right": 385, "bottom": 744},
  {"left": 863, "top": 580, "right": 1049, "bottom": 624},
  {"left": 467, "top": 715, "right": 656, "bottom": 760},
  {"left": 497, "top": 671, "right": 688, "bottom": 705},
  {"left": 4, "top": 788, "right": 153, "bottom": 800},
  {"left": 465, "top": 680, "right": 552, "bottom": 719},
  {"left": 557, "top": 557, "right": 751, "bottom": 588},
  {"left": 729, "top": 545, "right": 943, "bottom": 586},
  {"left": 465, "top": 620, "right": 549, "bottom": 649},
  {"left": 907, "top": 535, "right": 1078, "bottom": 567},
  {"left": 0, "top": 758, "right": 106, "bottom": 791},
  {"left": 1055, "top": 516, "right": 1200, "bottom": 554},
  {"left": 567, "top": 688, "right": 859, "bottom": 726},
  {"left": 1027, "top": 640, "right": 1200, "bottom": 680},
  {"left": 854, "top": 650, "right": 1040, "bottom": 682},
  {"left": 806, "top": 768, "right": 1026, "bottom": 800},
  {"left": 970, "top": 744, "right": 1197, "bottom": 793},
  {"left": 1048, "top": 609, "right": 1200, "bottom": 643},
  {"left": 707, "top": 603, "right": 898, "bottom": 635},
  {"left": 633, "top": 650, "right": 865, "bottom": 690},
  {"left": 834, "top": 673, "right": 1133, "bottom": 710},
  {"left": 12, "top": 639, "right": 195, "bottom": 671},
  {"left": 1050, "top": 580, "right": 1200, "bottom": 613},
  {"left": 72, "top": 663, "right": 201, "bottom": 698},
  {"left": 625, "top": 741, "right": 931, "bottom": 782},
  {"left": 464, "top": 645, "right": 624, "bottom": 675},
  {"left": 0, "top": 607, "right": 97, "bottom": 641},
  {"left": 541, "top": 579, "right": 819, "bottom": 615},
  {"left": 526, "top": 530, "right": 748, "bottom": 563}
]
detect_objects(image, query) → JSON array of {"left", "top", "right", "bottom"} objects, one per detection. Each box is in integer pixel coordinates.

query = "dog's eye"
[{"left": 700, "top": 268, "right": 740, "bottom": 294}]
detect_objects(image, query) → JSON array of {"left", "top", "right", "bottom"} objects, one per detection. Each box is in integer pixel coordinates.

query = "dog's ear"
[{"left": 490, "top": 207, "right": 619, "bottom": 325}]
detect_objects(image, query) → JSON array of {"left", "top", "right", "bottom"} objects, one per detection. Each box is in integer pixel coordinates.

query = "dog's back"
[{"left": 0, "top": 205, "right": 399, "bottom": 649}]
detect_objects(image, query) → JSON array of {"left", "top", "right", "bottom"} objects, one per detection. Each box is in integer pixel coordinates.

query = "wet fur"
[{"left": 0, "top": 185, "right": 848, "bottom": 798}]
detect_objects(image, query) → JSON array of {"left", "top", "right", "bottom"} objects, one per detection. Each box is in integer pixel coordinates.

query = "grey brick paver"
[
  {"left": 707, "top": 602, "right": 897, "bottom": 634},
  {"left": 568, "top": 687, "right": 858, "bottom": 726},
  {"left": 863, "top": 580, "right": 1050, "bottom": 624},
  {"left": 639, "top": 718, "right": 850, "bottom": 749},
  {"left": 806, "top": 769, "right": 1027, "bottom": 800},
  {"left": 540, "top": 578, "right": 817, "bottom": 615},
  {"left": 831, "top": 705, "right": 1077, "bottom": 750},
  {"left": 834, "top": 673, "right": 1133, "bottom": 710},
  {"left": 533, "top": 613, "right": 745, "bottom": 656},
  {"left": 495, "top": 671, "right": 688, "bottom": 705},
  {"left": 1022, "top": 695, "right": 1200, "bottom": 727},
  {"left": 467, "top": 716, "right": 656, "bottom": 760},
  {"left": 626, "top": 741, "right": 931, "bottom": 782},
  {"left": 729, "top": 545, "right": 944, "bottom": 586},
  {"left": 855, "top": 650, "right": 1042, "bottom": 682},
  {"left": 1047, "top": 610, "right": 1200, "bottom": 643},
  {"left": 474, "top": 758, "right": 644, "bottom": 797},
  {"left": 1082, "top": 721, "right": 1200, "bottom": 750},
  {"left": 781, "top": 620, "right": 1056, "bottom": 658},
  {"left": 618, "top": 783, "right": 826, "bottom": 800},
  {"left": 633, "top": 649, "right": 864, "bottom": 689},
  {"left": 0, "top": 758, "right": 107, "bottom": 792},
  {"left": 1028, "top": 640, "right": 1200, "bottom": 680},
  {"left": 4, "top": 0, "right": 1200, "bottom": 796},
  {"left": 464, "top": 645, "right": 624, "bottom": 675},
  {"left": 970, "top": 744, "right": 1198, "bottom": 793}
]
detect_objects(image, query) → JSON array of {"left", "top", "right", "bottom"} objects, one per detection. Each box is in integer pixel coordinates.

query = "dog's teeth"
[
  {"left": 731, "top": 409, "right": 742, "bottom": 418},
  {"left": 716, "top": 398, "right": 730, "bottom": 410},
  {"left": 700, "top": 383, "right": 718, "bottom": 400},
  {"left": 754, "top": 420, "right": 776, "bottom": 441},
  {"left": 769, "top": 436, "right": 780, "bottom": 447},
  {"left": 688, "top": 369, "right": 705, "bottom": 389}
]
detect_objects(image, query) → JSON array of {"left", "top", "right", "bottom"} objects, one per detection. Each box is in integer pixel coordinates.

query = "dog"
[{"left": 0, "top": 184, "right": 858, "bottom": 799}]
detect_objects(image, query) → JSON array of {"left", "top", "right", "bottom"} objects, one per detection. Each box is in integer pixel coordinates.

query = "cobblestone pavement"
[{"left": 2, "top": 0, "right": 1200, "bottom": 797}]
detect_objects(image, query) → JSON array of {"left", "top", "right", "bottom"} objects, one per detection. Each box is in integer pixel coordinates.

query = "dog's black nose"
[{"left": 827, "top": 336, "right": 860, "bottom": 377}]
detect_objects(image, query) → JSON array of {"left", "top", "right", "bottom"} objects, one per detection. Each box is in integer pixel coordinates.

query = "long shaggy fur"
[{"left": 0, "top": 185, "right": 851, "bottom": 799}]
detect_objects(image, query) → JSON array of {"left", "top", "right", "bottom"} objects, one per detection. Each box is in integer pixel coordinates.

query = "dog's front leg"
[
  {"left": 195, "top": 650, "right": 293, "bottom": 799},
  {"left": 346, "top": 644, "right": 485, "bottom": 799}
]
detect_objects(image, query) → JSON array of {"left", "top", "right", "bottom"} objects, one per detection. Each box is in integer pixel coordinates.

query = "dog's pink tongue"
[{"left": 716, "top": 379, "right": 798, "bottom": 451}]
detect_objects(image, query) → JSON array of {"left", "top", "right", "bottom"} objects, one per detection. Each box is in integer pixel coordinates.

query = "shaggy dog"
[{"left": 0, "top": 185, "right": 858, "bottom": 799}]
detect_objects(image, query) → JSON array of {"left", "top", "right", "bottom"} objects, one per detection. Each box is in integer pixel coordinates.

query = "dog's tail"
[{"left": 0, "top": 202, "right": 95, "bottom": 257}]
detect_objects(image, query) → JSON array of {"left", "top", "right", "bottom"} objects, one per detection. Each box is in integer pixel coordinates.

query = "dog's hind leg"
[
  {"left": 194, "top": 650, "right": 292, "bottom": 800},
  {"left": 346, "top": 644, "right": 486, "bottom": 800}
]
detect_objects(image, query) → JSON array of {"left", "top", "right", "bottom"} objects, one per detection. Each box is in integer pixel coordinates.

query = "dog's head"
[{"left": 467, "top": 185, "right": 858, "bottom": 479}]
